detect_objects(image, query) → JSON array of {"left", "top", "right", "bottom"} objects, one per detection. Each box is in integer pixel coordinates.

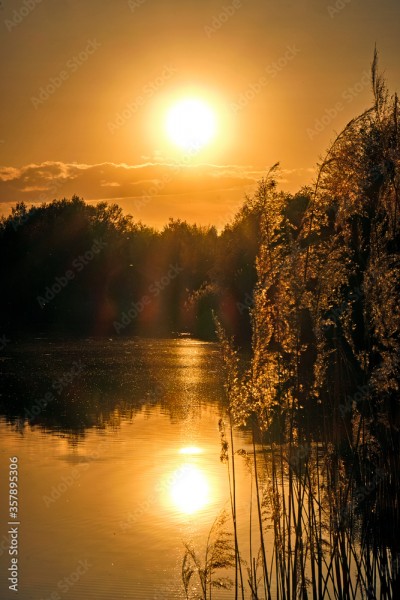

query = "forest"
[{"left": 1, "top": 166, "right": 309, "bottom": 342}]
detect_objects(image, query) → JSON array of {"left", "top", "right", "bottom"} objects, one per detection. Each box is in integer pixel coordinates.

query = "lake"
[
  {"left": 1, "top": 337, "right": 397, "bottom": 600},
  {"left": 0, "top": 337, "right": 255, "bottom": 600}
]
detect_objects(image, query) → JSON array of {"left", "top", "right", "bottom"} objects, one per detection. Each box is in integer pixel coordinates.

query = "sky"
[{"left": 1, "top": 0, "right": 400, "bottom": 229}]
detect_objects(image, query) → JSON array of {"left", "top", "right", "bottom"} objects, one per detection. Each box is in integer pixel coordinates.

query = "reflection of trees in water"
[
  {"left": 0, "top": 338, "right": 225, "bottom": 439},
  {"left": 1, "top": 340, "right": 156, "bottom": 435}
]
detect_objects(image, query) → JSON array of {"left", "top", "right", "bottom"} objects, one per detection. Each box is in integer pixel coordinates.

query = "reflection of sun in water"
[
  {"left": 165, "top": 98, "right": 217, "bottom": 151},
  {"left": 179, "top": 446, "right": 203, "bottom": 455},
  {"left": 170, "top": 464, "right": 209, "bottom": 514}
]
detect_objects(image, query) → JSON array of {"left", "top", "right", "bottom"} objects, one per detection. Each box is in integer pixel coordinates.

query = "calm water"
[{"left": 0, "top": 338, "right": 254, "bottom": 600}]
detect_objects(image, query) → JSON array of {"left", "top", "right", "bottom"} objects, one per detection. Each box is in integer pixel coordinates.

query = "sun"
[{"left": 165, "top": 98, "right": 217, "bottom": 152}]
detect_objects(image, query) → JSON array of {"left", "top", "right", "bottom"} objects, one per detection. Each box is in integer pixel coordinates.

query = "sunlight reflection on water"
[
  {"left": 170, "top": 463, "right": 210, "bottom": 514},
  {"left": 0, "top": 338, "right": 246, "bottom": 600}
]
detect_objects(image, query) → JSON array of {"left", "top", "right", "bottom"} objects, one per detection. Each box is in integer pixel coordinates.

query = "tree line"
[{"left": 0, "top": 177, "right": 310, "bottom": 341}]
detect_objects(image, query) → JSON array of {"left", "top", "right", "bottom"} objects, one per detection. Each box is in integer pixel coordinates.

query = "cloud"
[
  {"left": 0, "top": 160, "right": 311, "bottom": 229},
  {"left": 0, "top": 160, "right": 256, "bottom": 198}
]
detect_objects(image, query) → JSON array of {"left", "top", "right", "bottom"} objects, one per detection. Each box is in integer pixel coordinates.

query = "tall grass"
[
  {"left": 186, "top": 381, "right": 398, "bottom": 599},
  {"left": 182, "top": 53, "right": 400, "bottom": 599}
]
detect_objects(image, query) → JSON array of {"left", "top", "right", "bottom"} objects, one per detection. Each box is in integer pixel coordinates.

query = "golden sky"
[{"left": 1, "top": 0, "right": 400, "bottom": 228}]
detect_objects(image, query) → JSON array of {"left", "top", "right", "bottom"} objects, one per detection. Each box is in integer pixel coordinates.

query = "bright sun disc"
[
  {"left": 170, "top": 465, "right": 209, "bottom": 514},
  {"left": 166, "top": 99, "right": 216, "bottom": 151}
]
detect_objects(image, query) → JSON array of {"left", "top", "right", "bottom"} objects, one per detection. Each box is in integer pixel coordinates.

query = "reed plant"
[{"left": 182, "top": 51, "right": 399, "bottom": 600}]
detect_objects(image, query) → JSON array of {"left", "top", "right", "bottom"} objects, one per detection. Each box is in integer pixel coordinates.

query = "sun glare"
[
  {"left": 165, "top": 98, "right": 217, "bottom": 151},
  {"left": 170, "top": 464, "right": 210, "bottom": 514},
  {"left": 179, "top": 446, "right": 203, "bottom": 455}
]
